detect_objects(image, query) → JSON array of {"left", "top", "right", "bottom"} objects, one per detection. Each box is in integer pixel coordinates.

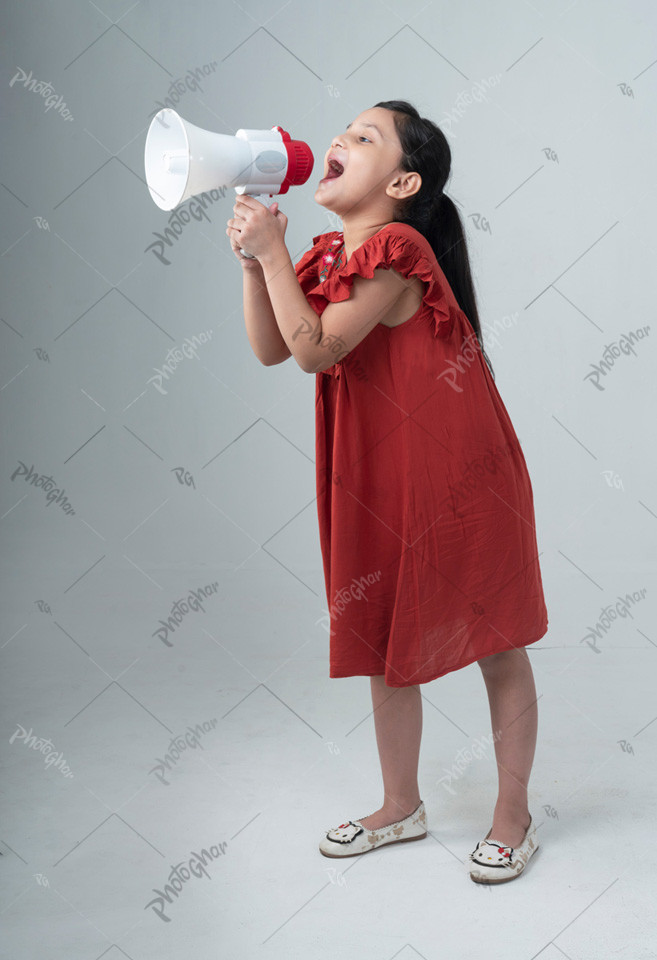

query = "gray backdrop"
[{"left": 1, "top": 1, "right": 656, "bottom": 958}]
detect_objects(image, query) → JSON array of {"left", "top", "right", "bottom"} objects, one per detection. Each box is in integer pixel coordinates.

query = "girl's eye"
[{"left": 359, "top": 136, "right": 370, "bottom": 142}]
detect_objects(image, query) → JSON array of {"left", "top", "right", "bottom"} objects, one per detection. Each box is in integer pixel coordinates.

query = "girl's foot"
[
  {"left": 359, "top": 802, "right": 421, "bottom": 831},
  {"left": 486, "top": 812, "right": 531, "bottom": 849}
]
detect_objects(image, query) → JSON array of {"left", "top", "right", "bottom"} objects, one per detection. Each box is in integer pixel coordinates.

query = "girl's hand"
[
  {"left": 227, "top": 229, "right": 265, "bottom": 271},
  {"left": 226, "top": 196, "right": 288, "bottom": 262}
]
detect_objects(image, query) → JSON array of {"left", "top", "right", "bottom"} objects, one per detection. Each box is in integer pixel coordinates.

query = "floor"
[{"left": 1, "top": 567, "right": 656, "bottom": 960}]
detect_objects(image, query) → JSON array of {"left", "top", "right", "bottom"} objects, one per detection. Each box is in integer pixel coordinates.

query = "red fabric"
[{"left": 295, "top": 222, "right": 548, "bottom": 686}]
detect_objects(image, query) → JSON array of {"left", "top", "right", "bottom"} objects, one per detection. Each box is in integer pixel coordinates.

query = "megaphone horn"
[{"left": 144, "top": 108, "right": 314, "bottom": 257}]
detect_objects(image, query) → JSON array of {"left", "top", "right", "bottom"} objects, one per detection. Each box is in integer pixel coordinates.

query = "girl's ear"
[{"left": 386, "top": 171, "right": 422, "bottom": 199}]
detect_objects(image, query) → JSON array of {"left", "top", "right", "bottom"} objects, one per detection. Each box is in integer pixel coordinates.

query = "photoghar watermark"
[
  {"left": 468, "top": 213, "right": 492, "bottom": 234},
  {"left": 318, "top": 441, "right": 522, "bottom": 520},
  {"left": 327, "top": 570, "right": 382, "bottom": 636},
  {"left": 145, "top": 187, "right": 229, "bottom": 265},
  {"left": 439, "top": 440, "right": 522, "bottom": 514},
  {"left": 601, "top": 469, "right": 624, "bottom": 491},
  {"left": 153, "top": 582, "right": 220, "bottom": 647},
  {"left": 10, "top": 462, "right": 76, "bottom": 516},
  {"left": 583, "top": 325, "right": 650, "bottom": 391},
  {"left": 147, "top": 330, "right": 213, "bottom": 395},
  {"left": 144, "top": 842, "right": 227, "bottom": 922},
  {"left": 481, "top": 311, "right": 519, "bottom": 350},
  {"left": 325, "top": 867, "right": 347, "bottom": 887},
  {"left": 292, "top": 315, "right": 368, "bottom": 381},
  {"left": 580, "top": 588, "right": 647, "bottom": 652},
  {"left": 440, "top": 75, "right": 502, "bottom": 138},
  {"left": 325, "top": 210, "right": 343, "bottom": 232},
  {"left": 148, "top": 61, "right": 218, "bottom": 119},
  {"left": 148, "top": 720, "right": 218, "bottom": 785},
  {"left": 436, "top": 729, "right": 502, "bottom": 795},
  {"left": 171, "top": 467, "right": 196, "bottom": 489},
  {"left": 9, "top": 724, "right": 74, "bottom": 778},
  {"left": 435, "top": 330, "right": 481, "bottom": 391},
  {"left": 9, "top": 67, "right": 74, "bottom": 121}
]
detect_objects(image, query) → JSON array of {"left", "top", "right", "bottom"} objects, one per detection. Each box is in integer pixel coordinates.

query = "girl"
[{"left": 226, "top": 99, "right": 548, "bottom": 884}]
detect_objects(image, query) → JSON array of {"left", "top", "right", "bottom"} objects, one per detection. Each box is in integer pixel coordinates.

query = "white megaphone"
[{"left": 144, "top": 108, "right": 314, "bottom": 258}]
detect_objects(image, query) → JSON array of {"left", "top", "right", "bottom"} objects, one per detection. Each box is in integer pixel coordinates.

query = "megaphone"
[{"left": 144, "top": 108, "right": 314, "bottom": 258}]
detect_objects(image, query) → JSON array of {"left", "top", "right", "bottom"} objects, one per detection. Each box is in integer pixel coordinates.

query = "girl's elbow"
[
  {"left": 305, "top": 354, "right": 335, "bottom": 375},
  {"left": 262, "top": 348, "right": 293, "bottom": 367},
  {"left": 301, "top": 355, "right": 322, "bottom": 374}
]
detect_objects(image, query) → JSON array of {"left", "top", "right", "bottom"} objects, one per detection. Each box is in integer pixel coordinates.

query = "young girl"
[{"left": 226, "top": 99, "right": 548, "bottom": 884}]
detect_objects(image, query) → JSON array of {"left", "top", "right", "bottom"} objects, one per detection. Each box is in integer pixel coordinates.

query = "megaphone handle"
[{"left": 239, "top": 193, "right": 277, "bottom": 259}]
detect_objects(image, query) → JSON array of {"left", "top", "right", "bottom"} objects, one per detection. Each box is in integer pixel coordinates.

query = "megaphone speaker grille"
[{"left": 288, "top": 141, "right": 314, "bottom": 183}]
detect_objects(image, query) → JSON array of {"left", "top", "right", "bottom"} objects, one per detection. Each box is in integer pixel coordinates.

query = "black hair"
[{"left": 373, "top": 99, "right": 494, "bottom": 379}]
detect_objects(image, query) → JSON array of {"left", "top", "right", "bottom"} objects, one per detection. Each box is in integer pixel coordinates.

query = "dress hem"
[{"left": 328, "top": 620, "right": 549, "bottom": 686}]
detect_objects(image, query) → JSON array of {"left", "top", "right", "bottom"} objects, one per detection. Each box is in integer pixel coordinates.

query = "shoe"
[
  {"left": 468, "top": 814, "right": 539, "bottom": 883},
  {"left": 319, "top": 800, "right": 427, "bottom": 858}
]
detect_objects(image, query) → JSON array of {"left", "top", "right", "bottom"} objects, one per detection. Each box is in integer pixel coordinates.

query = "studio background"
[{"left": 1, "top": 1, "right": 655, "bottom": 958}]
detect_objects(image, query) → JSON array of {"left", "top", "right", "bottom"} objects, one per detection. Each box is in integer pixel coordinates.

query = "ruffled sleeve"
[{"left": 303, "top": 224, "right": 457, "bottom": 340}]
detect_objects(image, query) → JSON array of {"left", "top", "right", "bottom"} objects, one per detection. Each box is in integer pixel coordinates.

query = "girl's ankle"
[{"left": 382, "top": 799, "right": 421, "bottom": 819}]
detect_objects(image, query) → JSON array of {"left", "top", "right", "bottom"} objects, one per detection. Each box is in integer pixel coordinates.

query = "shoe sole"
[
  {"left": 470, "top": 871, "right": 520, "bottom": 884},
  {"left": 319, "top": 830, "right": 428, "bottom": 858}
]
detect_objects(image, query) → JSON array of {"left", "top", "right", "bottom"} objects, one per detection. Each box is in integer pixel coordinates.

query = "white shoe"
[
  {"left": 468, "top": 814, "right": 539, "bottom": 883},
  {"left": 319, "top": 801, "right": 427, "bottom": 858}
]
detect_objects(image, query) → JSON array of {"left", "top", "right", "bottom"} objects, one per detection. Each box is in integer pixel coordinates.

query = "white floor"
[{"left": 1, "top": 567, "right": 656, "bottom": 960}]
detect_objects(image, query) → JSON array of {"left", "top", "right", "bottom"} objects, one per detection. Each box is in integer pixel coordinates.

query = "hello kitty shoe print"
[
  {"left": 468, "top": 814, "right": 539, "bottom": 883},
  {"left": 319, "top": 801, "right": 427, "bottom": 858}
]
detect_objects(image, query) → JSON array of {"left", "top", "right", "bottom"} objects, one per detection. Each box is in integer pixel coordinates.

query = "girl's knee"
[{"left": 478, "top": 647, "right": 528, "bottom": 673}]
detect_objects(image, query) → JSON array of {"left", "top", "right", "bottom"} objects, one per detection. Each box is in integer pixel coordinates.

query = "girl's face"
[{"left": 314, "top": 107, "right": 409, "bottom": 219}]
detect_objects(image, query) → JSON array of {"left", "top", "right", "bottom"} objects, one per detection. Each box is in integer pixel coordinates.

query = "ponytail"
[{"left": 373, "top": 100, "right": 494, "bottom": 379}]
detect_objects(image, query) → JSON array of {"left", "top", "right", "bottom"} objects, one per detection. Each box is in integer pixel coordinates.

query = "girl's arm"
[
  {"left": 227, "top": 214, "right": 292, "bottom": 367},
  {"left": 227, "top": 197, "right": 414, "bottom": 373},
  {"left": 242, "top": 265, "right": 291, "bottom": 366},
  {"left": 259, "top": 246, "right": 414, "bottom": 374}
]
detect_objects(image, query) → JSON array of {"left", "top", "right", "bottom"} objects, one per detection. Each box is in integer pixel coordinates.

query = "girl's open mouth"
[{"left": 320, "top": 158, "right": 344, "bottom": 183}]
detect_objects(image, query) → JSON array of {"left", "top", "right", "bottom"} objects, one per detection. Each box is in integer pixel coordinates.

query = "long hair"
[{"left": 373, "top": 99, "right": 494, "bottom": 379}]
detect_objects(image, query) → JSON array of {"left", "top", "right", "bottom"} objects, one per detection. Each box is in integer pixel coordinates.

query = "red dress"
[{"left": 294, "top": 222, "right": 548, "bottom": 687}]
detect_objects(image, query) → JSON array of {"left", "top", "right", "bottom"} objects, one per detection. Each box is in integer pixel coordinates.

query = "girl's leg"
[
  {"left": 477, "top": 647, "right": 538, "bottom": 848},
  {"left": 358, "top": 675, "right": 423, "bottom": 831}
]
